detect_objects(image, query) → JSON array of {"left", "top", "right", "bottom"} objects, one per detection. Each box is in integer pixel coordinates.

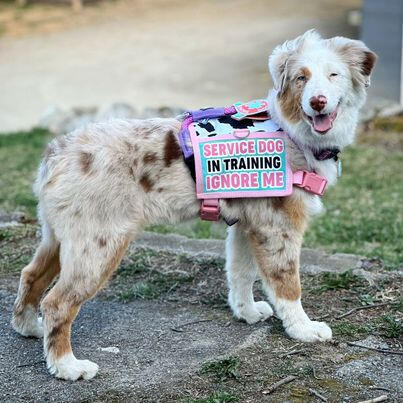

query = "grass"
[
  {"left": 314, "top": 269, "right": 362, "bottom": 293},
  {"left": 148, "top": 220, "right": 226, "bottom": 240},
  {"left": 0, "top": 224, "right": 38, "bottom": 275},
  {"left": 115, "top": 248, "right": 194, "bottom": 302},
  {"left": 0, "top": 120, "right": 402, "bottom": 267},
  {"left": 0, "top": 128, "right": 51, "bottom": 217},
  {"left": 119, "top": 281, "right": 159, "bottom": 301},
  {"left": 200, "top": 357, "right": 240, "bottom": 382},
  {"left": 333, "top": 321, "right": 373, "bottom": 337},
  {"left": 378, "top": 314, "right": 402, "bottom": 338},
  {"left": 304, "top": 143, "right": 403, "bottom": 269},
  {"left": 332, "top": 314, "right": 402, "bottom": 339}
]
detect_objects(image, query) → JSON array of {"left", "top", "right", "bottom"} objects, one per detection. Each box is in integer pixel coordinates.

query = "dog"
[{"left": 12, "top": 30, "right": 376, "bottom": 380}]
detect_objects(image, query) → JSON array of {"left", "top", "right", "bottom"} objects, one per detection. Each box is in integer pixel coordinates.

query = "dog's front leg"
[
  {"left": 248, "top": 225, "right": 332, "bottom": 342},
  {"left": 225, "top": 224, "right": 273, "bottom": 324}
]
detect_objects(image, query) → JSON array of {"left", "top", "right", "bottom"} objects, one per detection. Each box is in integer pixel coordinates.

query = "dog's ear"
[
  {"left": 326, "top": 37, "right": 378, "bottom": 88},
  {"left": 269, "top": 30, "right": 322, "bottom": 93}
]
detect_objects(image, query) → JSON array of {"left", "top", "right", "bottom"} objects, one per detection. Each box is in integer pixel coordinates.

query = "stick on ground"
[
  {"left": 16, "top": 360, "right": 45, "bottom": 368},
  {"left": 309, "top": 388, "right": 327, "bottom": 402},
  {"left": 262, "top": 375, "right": 297, "bottom": 395},
  {"left": 336, "top": 302, "right": 394, "bottom": 319},
  {"left": 279, "top": 349, "right": 304, "bottom": 358},
  {"left": 170, "top": 319, "right": 212, "bottom": 332},
  {"left": 347, "top": 342, "right": 403, "bottom": 356},
  {"left": 356, "top": 395, "right": 388, "bottom": 403}
]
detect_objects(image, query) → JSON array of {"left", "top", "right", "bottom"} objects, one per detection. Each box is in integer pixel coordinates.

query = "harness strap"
[{"left": 199, "top": 171, "right": 328, "bottom": 222}]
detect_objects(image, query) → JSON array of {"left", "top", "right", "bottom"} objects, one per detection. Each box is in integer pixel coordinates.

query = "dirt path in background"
[{"left": 0, "top": 0, "right": 360, "bottom": 132}]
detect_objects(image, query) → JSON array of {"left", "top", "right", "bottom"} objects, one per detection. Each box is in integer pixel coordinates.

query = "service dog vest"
[{"left": 178, "top": 100, "right": 328, "bottom": 222}]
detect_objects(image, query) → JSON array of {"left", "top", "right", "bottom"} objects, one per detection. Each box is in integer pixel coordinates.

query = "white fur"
[
  {"left": 264, "top": 283, "right": 332, "bottom": 342},
  {"left": 226, "top": 225, "right": 273, "bottom": 324},
  {"left": 11, "top": 304, "right": 44, "bottom": 338},
  {"left": 47, "top": 352, "right": 99, "bottom": 381}
]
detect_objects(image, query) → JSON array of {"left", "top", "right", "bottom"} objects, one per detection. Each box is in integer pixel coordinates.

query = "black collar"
[{"left": 313, "top": 148, "right": 340, "bottom": 161}]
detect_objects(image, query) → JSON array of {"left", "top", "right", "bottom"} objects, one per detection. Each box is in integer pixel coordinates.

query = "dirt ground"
[
  {"left": 0, "top": 0, "right": 360, "bottom": 132},
  {"left": 0, "top": 224, "right": 401, "bottom": 402}
]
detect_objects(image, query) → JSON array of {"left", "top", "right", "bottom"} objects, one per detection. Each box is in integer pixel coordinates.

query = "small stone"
[{"left": 99, "top": 346, "right": 120, "bottom": 354}]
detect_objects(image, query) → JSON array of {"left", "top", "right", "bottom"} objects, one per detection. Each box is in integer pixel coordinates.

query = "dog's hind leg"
[
  {"left": 40, "top": 234, "right": 130, "bottom": 381},
  {"left": 225, "top": 224, "right": 273, "bottom": 324},
  {"left": 12, "top": 220, "right": 60, "bottom": 338}
]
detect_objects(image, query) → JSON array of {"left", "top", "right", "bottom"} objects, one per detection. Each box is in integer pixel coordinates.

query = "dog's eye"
[
  {"left": 297, "top": 75, "right": 306, "bottom": 82},
  {"left": 330, "top": 73, "right": 338, "bottom": 78}
]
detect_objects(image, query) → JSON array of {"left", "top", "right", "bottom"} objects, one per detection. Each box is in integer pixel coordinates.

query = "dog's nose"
[{"left": 310, "top": 95, "right": 327, "bottom": 112}]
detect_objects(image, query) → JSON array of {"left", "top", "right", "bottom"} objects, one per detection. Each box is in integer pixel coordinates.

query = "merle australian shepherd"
[{"left": 12, "top": 30, "right": 377, "bottom": 380}]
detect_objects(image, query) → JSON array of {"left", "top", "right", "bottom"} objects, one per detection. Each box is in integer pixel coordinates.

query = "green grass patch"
[
  {"left": 200, "top": 357, "right": 240, "bottom": 382},
  {"left": 0, "top": 228, "right": 12, "bottom": 242},
  {"left": 304, "top": 144, "right": 403, "bottom": 268},
  {"left": 314, "top": 269, "right": 361, "bottom": 293},
  {"left": 378, "top": 314, "right": 402, "bottom": 339},
  {"left": 117, "top": 249, "right": 157, "bottom": 276},
  {"left": 333, "top": 321, "right": 373, "bottom": 337},
  {"left": 0, "top": 224, "right": 38, "bottom": 275},
  {"left": 119, "top": 281, "right": 158, "bottom": 301},
  {"left": 114, "top": 248, "right": 194, "bottom": 302},
  {"left": 0, "top": 128, "right": 51, "bottom": 217},
  {"left": 117, "top": 269, "right": 193, "bottom": 302},
  {"left": 393, "top": 297, "right": 403, "bottom": 313},
  {"left": 333, "top": 315, "right": 402, "bottom": 339},
  {"left": 148, "top": 220, "right": 226, "bottom": 240}
]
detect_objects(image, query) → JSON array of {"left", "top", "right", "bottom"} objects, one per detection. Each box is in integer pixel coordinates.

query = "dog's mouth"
[{"left": 305, "top": 107, "right": 338, "bottom": 135}]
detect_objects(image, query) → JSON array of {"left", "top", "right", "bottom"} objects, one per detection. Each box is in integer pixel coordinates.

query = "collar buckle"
[
  {"left": 200, "top": 199, "right": 220, "bottom": 221},
  {"left": 293, "top": 171, "right": 328, "bottom": 196}
]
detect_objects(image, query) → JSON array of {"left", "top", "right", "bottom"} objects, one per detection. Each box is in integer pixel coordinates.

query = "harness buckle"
[
  {"left": 293, "top": 171, "right": 328, "bottom": 196},
  {"left": 200, "top": 199, "right": 220, "bottom": 221}
]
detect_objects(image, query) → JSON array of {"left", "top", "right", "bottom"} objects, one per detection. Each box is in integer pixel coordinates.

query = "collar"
[
  {"left": 313, "top": 148, "right": 340, "bottom": 161},
  {"left": 286, "top": 133, "right": 341, "bottom": 163}
]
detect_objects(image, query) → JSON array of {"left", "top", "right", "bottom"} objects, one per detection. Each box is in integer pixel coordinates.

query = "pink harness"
[{"left": 178, "top": 100, "right": 329, "bottom": 222}]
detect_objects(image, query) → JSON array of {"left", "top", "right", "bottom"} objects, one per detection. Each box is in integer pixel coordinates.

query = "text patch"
[{"left": 189, "top": 129, "right": 292, "bottom": 199}]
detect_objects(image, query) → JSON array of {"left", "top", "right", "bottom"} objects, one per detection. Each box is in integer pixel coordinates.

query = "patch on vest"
[
  {"left": 189, "top": 118, "right": 292, "bottom": 199},
  {"left": 193, "top": 116, "right": 280, "bottom": 138}
]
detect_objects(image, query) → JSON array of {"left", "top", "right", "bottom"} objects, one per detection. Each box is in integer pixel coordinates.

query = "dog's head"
[{"left": 269, "top": 30, "right": 377, "bottom": 146}]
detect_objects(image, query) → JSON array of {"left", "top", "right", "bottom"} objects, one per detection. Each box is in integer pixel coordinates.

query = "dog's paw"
[
  {"left": 285, "top": 320, "right": 332, "bottom": 342},
  {"left": 235, "top": 301, "right": 274, "bottom": 325},
  {"left": 48, "top": 353, "right": 99, "bottom": 381},
  {"left": 12, "top": 309, "right": 44, "bottom": 338}
]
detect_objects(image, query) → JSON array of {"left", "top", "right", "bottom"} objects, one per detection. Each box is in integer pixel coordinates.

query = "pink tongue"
[{"left": 313, "top": 114, "right": 332, "bottom": 133}]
